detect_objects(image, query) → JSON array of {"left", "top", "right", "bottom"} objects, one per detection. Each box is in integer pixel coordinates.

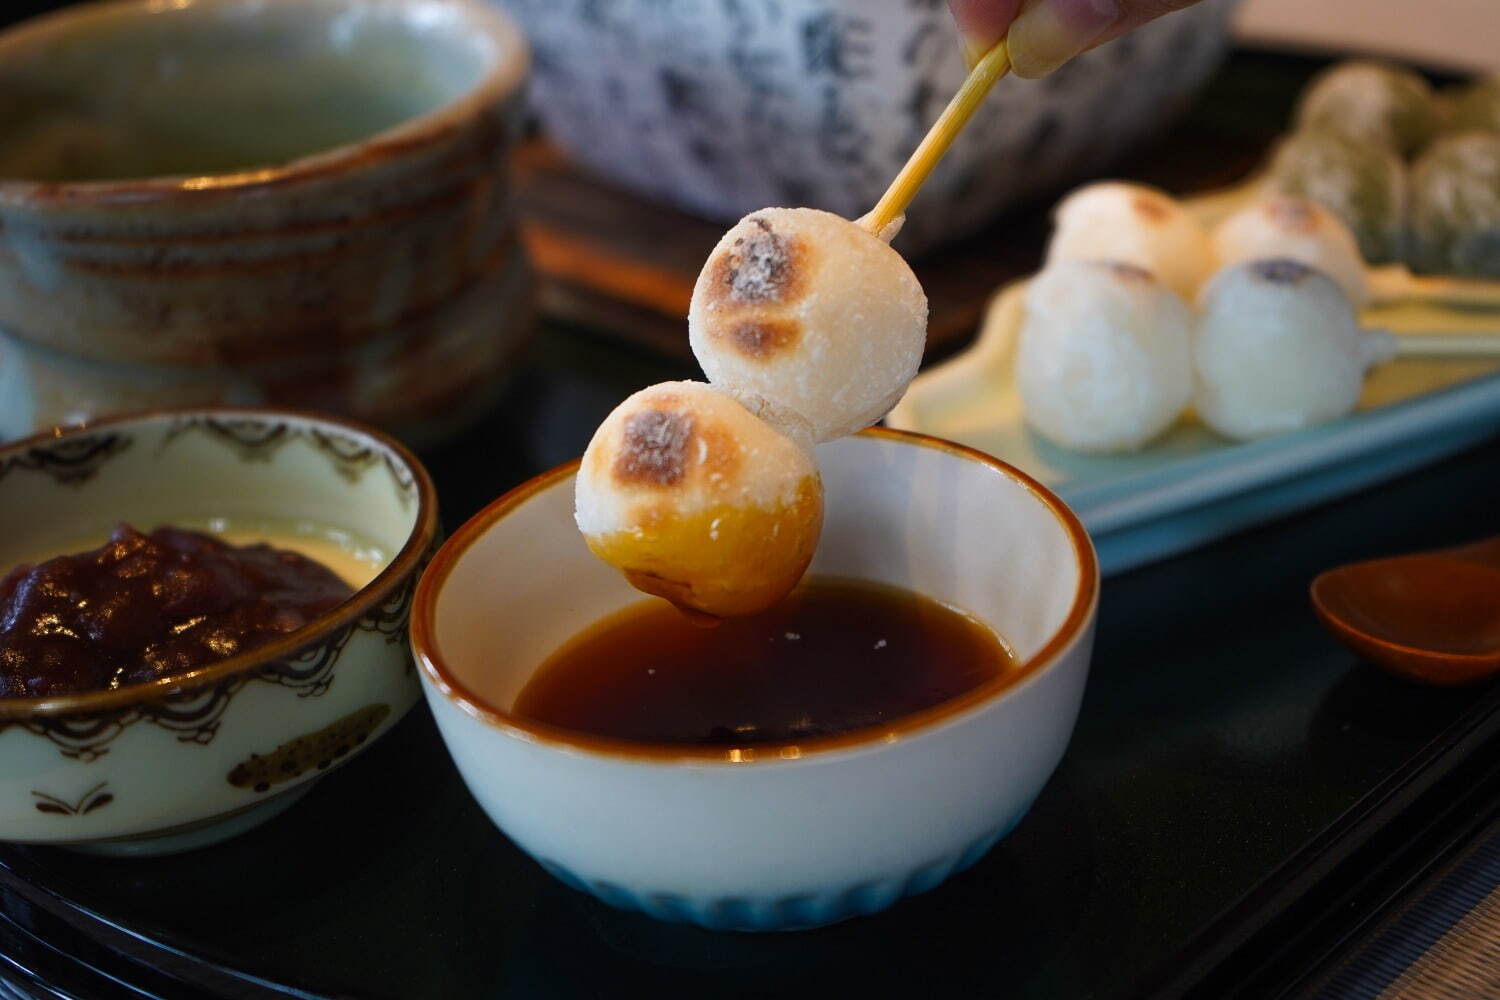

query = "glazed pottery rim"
[
  {"left": 0, "top": 0, "right": 529, "bottom": 203},
  {"left": 412, "top": 425, "right": 1100, "bottom": 764},
  {"left": 0, "top": 405, "right": 440, "bottom": 720}
]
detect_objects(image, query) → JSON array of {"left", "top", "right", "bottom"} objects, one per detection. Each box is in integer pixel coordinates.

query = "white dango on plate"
[
  {"left": 1030, "top": 185, "right": 1394, "bottom": 451},
  {"left": 1193, "top": 259, "right": 1394, "bottom": 441},
  {"left": 888, "top": 167, "right": 1500, "bottom": 576},
  {"left": 1016, "top": 260, "right": 1194, "bottom": 453}
]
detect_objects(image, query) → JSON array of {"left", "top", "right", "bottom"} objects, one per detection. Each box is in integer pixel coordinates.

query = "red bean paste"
[{"left": 0, "top": 525, "right": 353, "bottom": 698}]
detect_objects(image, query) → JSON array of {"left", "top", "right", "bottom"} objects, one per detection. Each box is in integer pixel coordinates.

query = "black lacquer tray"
[
  {"left": 2, "top": 328, "right": 1499, "bottom": 1000},
  {"left": 3, "top": 44, "right": 1500, "bottom": 999}
]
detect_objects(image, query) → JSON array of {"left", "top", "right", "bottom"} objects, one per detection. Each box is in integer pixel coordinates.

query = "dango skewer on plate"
[
  {"left": 575, "top": 42, "right": 1016, "bottom": 618},
  {"left": 1014, "top": 248, "right": 1396, "bottom": 450},
  {"left": 1020, "top": 182, "right": 1500, "bottom": 451},
  {"left": 1209, "top": 195, "right": 1500, "bottom": 360}
]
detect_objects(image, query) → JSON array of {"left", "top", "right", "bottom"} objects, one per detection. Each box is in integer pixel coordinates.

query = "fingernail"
[
  {"left": 1009, "top": 0, "right": 1119, "bottom": 77},
  {"left": 962, "top": 36, "right": 989, "bottom": 71}
]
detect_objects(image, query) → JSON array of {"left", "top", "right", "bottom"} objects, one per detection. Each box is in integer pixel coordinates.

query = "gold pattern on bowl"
[{"left": 229, "top": 704, "right": 392, "bottom": 793}]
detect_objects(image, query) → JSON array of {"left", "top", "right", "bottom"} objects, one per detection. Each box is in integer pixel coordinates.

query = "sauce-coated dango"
[{"left": 575, "top": 382, "right": 824, "bottom": 619}]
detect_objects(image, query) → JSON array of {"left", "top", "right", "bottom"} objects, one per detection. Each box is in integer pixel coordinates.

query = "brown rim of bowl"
[
  {"left": 0, "top": 0, "right": 529, "bottom": 205},
  {"left": 411, "top": 425, "right": 1101, "bottom": 764},
  {"left": 0, "top": 405, "right": 440, "bottom": 720}
]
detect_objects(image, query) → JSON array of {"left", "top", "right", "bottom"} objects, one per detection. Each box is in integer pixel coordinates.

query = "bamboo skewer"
[
  {"left": 1384, "top": 330, "right": 1500, "bottom": 359},
  {"left": 1368, "top": 268, "right": 1500, "bottom": 311},
  {"left": 857, "top": 40, "right": 1012, "bottom": 241}
]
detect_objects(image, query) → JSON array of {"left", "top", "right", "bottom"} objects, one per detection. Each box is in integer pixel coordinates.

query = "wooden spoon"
[{"left": 1310, "top": 536, "right": 1500, "bottom": 687}]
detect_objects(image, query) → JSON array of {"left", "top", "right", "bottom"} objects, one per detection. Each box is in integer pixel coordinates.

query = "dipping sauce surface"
[
  {"left": 513, "top": 578, "right": 1017, "bottom": 746},
  {"left": 0, "top": 524, "right": 354, "bottom": 698}
]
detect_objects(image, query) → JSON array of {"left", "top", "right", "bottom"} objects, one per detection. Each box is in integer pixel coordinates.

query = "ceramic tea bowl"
[
  {"left": 501, "top": 0, "right": 1233, "bottom": 251},
  {"left": 414, "top": 428, "right": 1098, "bottom": 931},
  {"left": 0, "top": 408, "right": 439, "bottom": 855},
  {"left": 0, "top": 250, "right": 533, "bottom": 448},
  {"left": 0, "top": 0, "right": 532, "bottom": 440}
]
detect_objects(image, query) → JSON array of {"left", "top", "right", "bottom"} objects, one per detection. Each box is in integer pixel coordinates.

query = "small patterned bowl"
[
  {"left": 500, "top": 0, "right": 1234, "bottom": 252},
  {"left": 0, "top": 408, "right": 439, "bottom": 855},
  {"left": 414, "top": 429, "right": 1098, "bottom": 931}
]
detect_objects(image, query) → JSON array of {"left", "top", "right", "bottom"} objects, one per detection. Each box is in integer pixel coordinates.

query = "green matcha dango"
[
  {"left": 1266, "top": 129, "right": 1407, "bottom": 263},
  {"left": 1408, "top": 131, "right": 1500, "bottom": 278},
  {"left": 1295, "top": 60, "right": 1439, "bottom": 157}
]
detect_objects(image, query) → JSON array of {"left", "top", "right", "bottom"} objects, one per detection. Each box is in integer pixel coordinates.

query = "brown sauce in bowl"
[
  {"left": 512, "top": 578, "right": 1017, "bottom": 747},
  {"left": 0, "top": 524, "right": 353, "bottom": 698}
]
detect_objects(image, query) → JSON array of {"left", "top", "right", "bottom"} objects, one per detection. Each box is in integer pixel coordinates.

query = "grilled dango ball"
[
  {"left": 1042, "top": 182, "right": 1212, "bottom": 300},
  {"left": 575, "top": 381, "right": 824, "bottom": 619},
  {"left": 1211, "top": 196, "right": 1370, "bottom": 308},
  {"left": 688, "top": 207, "right": 928, "bottom": 445}
]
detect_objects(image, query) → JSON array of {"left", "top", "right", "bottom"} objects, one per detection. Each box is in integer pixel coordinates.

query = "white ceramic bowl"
[
  {"left": 0, "top": 408, "right": 439, "bottom": 855},
  {"left": 414, "top": 428, "right": 1097, "bottom": 931},
  {"left": 500, "top": 0, "right": 1234, "bottom": 252}
]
